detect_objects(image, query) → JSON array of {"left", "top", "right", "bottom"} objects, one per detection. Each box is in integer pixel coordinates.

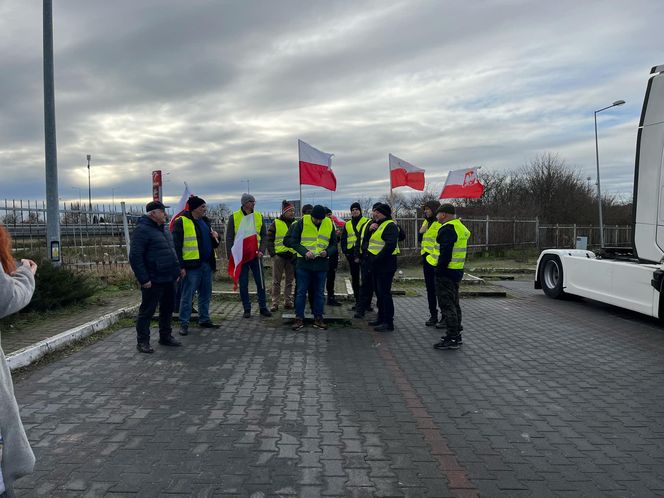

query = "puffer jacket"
[
  {"left": 0, "top": 266, "right": 36, "bottom": 491},
  {"left": 129, "top": 215, "right": 180, "bottom": 285}
]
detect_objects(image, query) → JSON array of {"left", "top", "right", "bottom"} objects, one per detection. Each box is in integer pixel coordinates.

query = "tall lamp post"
[
  {"left": 86, "top": 154, "right": 92, "bottom": 211},
  {"left": 594, "top": 99, "right": 625, "bottom": 248},
  {"left": 241, "top": 179, "right": 250, "bottom": 193}
]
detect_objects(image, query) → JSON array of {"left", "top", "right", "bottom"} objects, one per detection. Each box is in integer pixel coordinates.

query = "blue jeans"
[
  {"left": 239, "top": 257, "right": 267, "bottom": 312},
  {"left": 295, "top": 268, "right": 327, "bottom": 318},
  {"left": 179, "top": 262, "right": 212, "bottom": 326}
]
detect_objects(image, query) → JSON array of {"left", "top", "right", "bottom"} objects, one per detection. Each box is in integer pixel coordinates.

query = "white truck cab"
[{"left": 535, "top": 64, "right": 664, "bottom": 319}]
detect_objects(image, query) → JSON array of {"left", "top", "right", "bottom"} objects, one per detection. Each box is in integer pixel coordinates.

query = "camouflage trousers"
[{"left": 435, "top": 274, "right": 462, "bottom": 335}]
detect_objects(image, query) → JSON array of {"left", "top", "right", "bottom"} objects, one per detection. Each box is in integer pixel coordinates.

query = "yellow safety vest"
[
  {"left": 274, "top": 219, "right": 296, "bottom": 255},
  {"left": 181, "top": 217, "right": 199, "bottom": 261},
  {"left": 233, "top": 210, "right": 263, "bottom": 242},
  {"left": 420, "top": 220, "right": 442, "bottom": 255},
  {"left": 426, "top": 218, "right": 470, "bottom": 268},
  {"left": 345, "top": 216, "right": 369, "bottom": 250},
  {"left": 367, "top": 220, "right": 401, "bottom": 256},
  {"left": 299, "top": 215, "right": 333, "bottom": 257}
]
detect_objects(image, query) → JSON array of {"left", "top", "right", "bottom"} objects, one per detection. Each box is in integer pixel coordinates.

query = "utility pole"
[
  {"left": 87, "top": 154, "right": 92, "bottom": 211},
  {"left": 43, "top": 0, "right": 61, "bottom": 265}
]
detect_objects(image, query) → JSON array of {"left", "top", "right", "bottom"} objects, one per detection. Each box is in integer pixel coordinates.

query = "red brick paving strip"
[{"left": 372, "top": 330, "right": 480, "bottom": 497}]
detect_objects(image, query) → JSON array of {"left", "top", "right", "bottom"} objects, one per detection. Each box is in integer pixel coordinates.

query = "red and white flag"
[
  {"left": 389, "top": 154, "right": 425, "bottom": 191},
  {"left": 439, "top": 167, "right": 485, "bottom": 199},
  {"left": 169, "top": 182, "right": 192, "bottom": 232},
  {"left": 299, "top": 139, "right": 337, "bottom": 191},
  {"left": 228, "top": 213, "right": 259, "bottom": 290}
]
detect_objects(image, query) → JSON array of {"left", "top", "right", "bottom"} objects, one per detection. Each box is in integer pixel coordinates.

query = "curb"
[{"left": 7, "top": 304, "right": 139, "bottom": 372}]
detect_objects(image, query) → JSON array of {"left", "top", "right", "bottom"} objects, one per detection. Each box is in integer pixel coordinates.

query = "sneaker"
[
  {"left": 199, "top": 321, "right": 220, "bottom": 329},
  {"left": 178, "top": 325, "right": 189, "bottom": 336},
  {"left": 425, "top": 315, "right": 438, "bottom": 327},
  {"left": 243, "top": 310, "right": 251, "bottom": 318},
  {"left": 327, "top": 299, "right": 342, "bottom": 307},
  {"left": 270, "top": 305, "right": 279, "bottom": 312},
  {"left": 312, "top": 316, "right": 328, "bottom": 330},
  {"left": 292, "top": 318, "right": 304, "bottom": 331},
  {"left": 368, "top": 319, "right": 382, "bottom": 326},
  {"left": 158, "top": 336, "right": 182, "bottom": 347},
  {"left": 374, "top": 323, "right": 394, "bottom": 332},
  {"left": 260, "top": 308, "right": 273, "bottom": 317},
  {"left": 433, "top": 336, "right": 462, "bottom": 350},
  {"left": 136, "top": 343, "right": 154, "bottom": 354}
]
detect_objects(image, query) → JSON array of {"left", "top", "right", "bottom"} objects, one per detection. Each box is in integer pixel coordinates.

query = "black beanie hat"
[
  {"left": 301, "top": 204, "right": 314, "bottom": 215},
  {"left": 350, "top": 202, "right": 361, "bottom": 211},
  {"left": 437, "top": 203, "right": 455, "bottom": 215},
  {"left": 188, "top": 195, "right": 206, "bottom": 211},
  {"left": 374, "top": 203, "right": 392, "bottom": 217},
  {"left": 311, "top": 205, "right": 327, "bottom": 220}
]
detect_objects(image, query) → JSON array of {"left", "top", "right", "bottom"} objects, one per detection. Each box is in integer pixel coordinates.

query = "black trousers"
[
  {"left": 136, "top": 281, "right": 175, "bottom": 344},
  {"left": 346, "top": 255, "right": 361, "bottom": 303},
  {"left": 422, "top": 256, "right": 439, "bottom": 317},
  {"left": 357, "top": 260, "right": 374, "bottom": 313},
  {"left": 326, "top": 252, "right": 339, "bottom": 302},
  {"left": 435, "top": 274, "right": 462, "bottom": 335},
  {"left": 373, "top": 269, "right": 396, "bottom": 326}
]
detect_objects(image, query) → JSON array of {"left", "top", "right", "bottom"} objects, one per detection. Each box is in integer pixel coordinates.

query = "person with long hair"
[{"left": 0, "top": 224, "right": 38, "bottom": 497}]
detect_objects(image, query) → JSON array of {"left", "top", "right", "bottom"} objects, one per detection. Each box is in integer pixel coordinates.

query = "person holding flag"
[
  {"left": 226, "top": 193, "right": 271, "bottom": 318},
  {"left": 284, "top": 204, "right": 337, "bottom": 331}
]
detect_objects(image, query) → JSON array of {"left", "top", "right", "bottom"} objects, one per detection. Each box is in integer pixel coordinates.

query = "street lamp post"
[
  {"left": 86, "top": 154, "right": 92, "bottom": 211},
  {"left": 241, "top": 179, "right": 250, "bottom": 194},
  {"left": 594, "top": 99, "right": 625, "bottom": 248}
]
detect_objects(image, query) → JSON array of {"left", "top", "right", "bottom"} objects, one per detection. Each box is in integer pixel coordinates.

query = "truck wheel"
[{"left": 540, "top": 255, "right": 565, "bottom": 299}]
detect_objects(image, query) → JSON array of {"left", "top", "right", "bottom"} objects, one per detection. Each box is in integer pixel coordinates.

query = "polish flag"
[
  {"left": 169, "top": 182, "right": 192, "bottom": 232},
  {"left": 228, "top": 213, "right": 259, "bottom": 290},
  {"left": 389, "top": 154, "right": 425, "bottom": 191},
  {"left": 299, "top": 139, "right": 337, "bottom": 191},
  {"left": 439, "top": 167, "right": 485, "bottom": 199}
]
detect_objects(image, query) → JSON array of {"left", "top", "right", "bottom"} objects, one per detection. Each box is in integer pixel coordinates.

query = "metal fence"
[{"left": 1, "top": 199, "right": 633, "bottom": 268}]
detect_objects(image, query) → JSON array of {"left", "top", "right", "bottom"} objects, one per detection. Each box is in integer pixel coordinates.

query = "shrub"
[{"left": 25, "top": 261, "right": 99, "bottom": 311}]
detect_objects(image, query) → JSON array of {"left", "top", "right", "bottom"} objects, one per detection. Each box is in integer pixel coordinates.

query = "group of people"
[{"left": 129, "top": 194, "right": 470, "bottom": 353}]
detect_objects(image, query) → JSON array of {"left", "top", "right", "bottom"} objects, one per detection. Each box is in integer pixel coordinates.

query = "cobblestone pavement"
[
  {"left": 1, "top": 292, "right": 138, "bottom": 354},
  {"left": 10, "top": 281, "right": 664, "bottom": 496}
]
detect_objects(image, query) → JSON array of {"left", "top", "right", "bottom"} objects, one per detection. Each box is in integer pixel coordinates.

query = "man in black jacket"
[
  {"left": 363, "top": 203, "right": 399, "bottom": 332},
  {"left": 129, "top": 201, "right": 182, "bottom": 353},
  {"left": 172, "top": 196, "right": 220, "bottom": 335}
]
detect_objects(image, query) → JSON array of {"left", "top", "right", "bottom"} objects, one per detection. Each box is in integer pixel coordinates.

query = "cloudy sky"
[{"left": 1, "top": 0, "right": 663, "bottom": 212}]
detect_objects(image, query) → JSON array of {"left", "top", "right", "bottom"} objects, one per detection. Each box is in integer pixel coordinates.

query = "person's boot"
[
  {"left": 374, "top": 323, "right": 394, "bottom": 332},
  {"left": 327, "top": 298, "right": 342, "bottom": 306},
  {"left": 312, "top": 316, "right": 328, "bottom": 330},
  {"left": 136, "top": 342, "right": 154, "bottom": 354},
  {"left": 178, "top": 325, "right": 189, "bottom": 336},
  {"left": 425, "top": 314, "right": 438, "bottom": 327}
]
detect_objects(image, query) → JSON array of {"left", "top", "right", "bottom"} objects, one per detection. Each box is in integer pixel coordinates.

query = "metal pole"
[
  {"left": 87, "top": 154, "right": 92, "bottom": 211},
  {"left": 121, "top": 202, "right": 131, "bottom": 258},
  {"left": 43, "top": 0, "right": 61, "bottom": 265},
  {"left": 594, "top": 110, "right": 605, "bottom": 248}
]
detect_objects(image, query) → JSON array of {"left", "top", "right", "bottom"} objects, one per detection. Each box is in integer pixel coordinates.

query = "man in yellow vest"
[
  {"left": 363, "top": 203, "right": 399, "bottom": 332},
  {"left": 284, "top": 204, "right": 337, "bottom": 331},
  {"left": 419, "top": 200, "right": 443, "bottom": 326},
  {"left": 266, "top": 200, "right": 296, "bottom": 312},
  {"left": 225, "top": 193, "right": 271, "bottom": 318},
  {"left": 172, "top": 196, "right": 221, "bottom": 336},
  {"left": 432, "top": 204, "right": 470, "bottom": 350},
  {"left": 341, "top": 202, "right": 369, "bottom": 308}
]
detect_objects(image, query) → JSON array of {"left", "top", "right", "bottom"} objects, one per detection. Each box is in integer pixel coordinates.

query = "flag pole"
[
  {"left": 388, "top": 154, "right": 394, "bottom": 210},
  {"left": 298, "top": 140, "right": 302, "bottom": 215}
]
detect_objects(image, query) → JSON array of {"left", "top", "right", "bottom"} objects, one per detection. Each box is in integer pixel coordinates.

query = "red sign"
[{"left": 152, "top": 170, "right": 162, "bottom": 201}]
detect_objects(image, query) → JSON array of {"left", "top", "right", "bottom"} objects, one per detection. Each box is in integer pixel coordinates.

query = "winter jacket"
[
  {"left": 362, "top": 218, "right": 399, "bottom": 273},
  {"left": 225, "top": 208, "right": 267, "bottom": 256},
  {"left": 0, "top": 266, "right": 36, "bottom": 490},
  {"left": 267, "top": 216, "right": 296, "bottom": 259},
  {"left": 172, "top": 213, "right": 219, "bottom": 271},
  {"left": 129, "top": 215, "right": 180, "bottom": 285},
  {"left": 436, "top": 223, "right": 464, "bottom": 282},
  {"left": 284, "top": 218, "right": 338, "bottom": 272}
]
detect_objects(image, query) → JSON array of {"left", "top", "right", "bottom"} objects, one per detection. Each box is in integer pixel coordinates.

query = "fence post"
[
  {"left": 121, "top": 202, "right": 131, "bottom": 258},
  {"left": 485, "top": 215, "right": 490, "bottom": 252},
  {"left": 556, "top": 223, "right": 559, "bottom": 248},
  {"left": 513, "top": 218, "right": 516, "bottom": 247},
  {"left": 573, "top": 223, "right": 577, "bottom": 246},
  {"left": 535, "top": 216, "right": 539, "bottom": 250}
]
